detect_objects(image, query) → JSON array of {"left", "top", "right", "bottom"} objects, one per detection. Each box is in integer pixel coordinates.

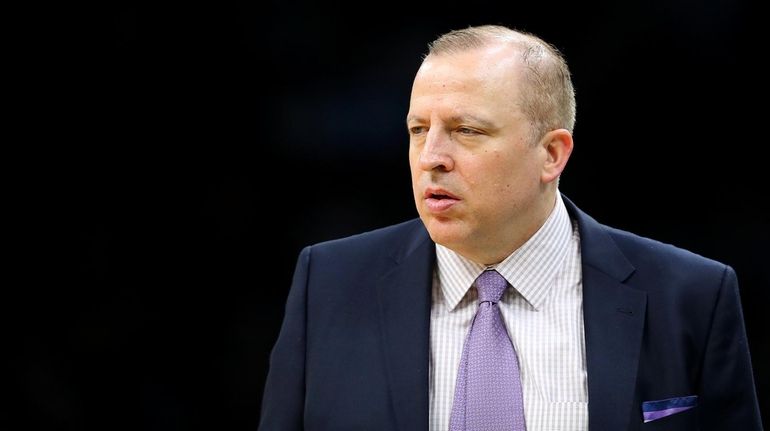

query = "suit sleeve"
[
  {"left": 258, "top": 246, "right": 311, "bottom": 431},
  {"left": 698, "top": 265, "right": 763, "bottom": 430}
]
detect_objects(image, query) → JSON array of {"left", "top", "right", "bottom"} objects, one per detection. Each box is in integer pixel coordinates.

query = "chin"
[{"left": 421, "top": 216, "right": 468, "bottom": 249}]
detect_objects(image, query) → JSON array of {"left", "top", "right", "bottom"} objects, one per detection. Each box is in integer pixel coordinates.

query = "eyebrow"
[
  {"left": 449, "top": 115, "right": 498, "bottom": 130},
  {"left": 406, "top": 114, "right": 498, "bottom": 130},
  {"left": 405, "top": 115, "right": 423, "bottom": 125}
]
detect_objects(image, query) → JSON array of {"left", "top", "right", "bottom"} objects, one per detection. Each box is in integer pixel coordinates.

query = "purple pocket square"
[{"left": 642, "top": 395, "right": 698, "bottom": 423}]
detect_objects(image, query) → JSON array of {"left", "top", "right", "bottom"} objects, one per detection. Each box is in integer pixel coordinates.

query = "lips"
[
  {"left": 424, "top": 187, "right": 460, "bottom": 213},
  {"left": 424, "top": 187, "right": 460, "bottom": 200}
]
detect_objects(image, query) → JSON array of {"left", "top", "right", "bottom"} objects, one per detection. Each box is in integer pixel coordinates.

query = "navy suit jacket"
[{"left": 259, "top": 196, "right": 762, "bottom": 430}]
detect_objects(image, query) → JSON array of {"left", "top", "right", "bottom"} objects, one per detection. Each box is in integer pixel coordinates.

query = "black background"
[{"left": 17, "top": 0, "right": 768, "bottom": 429}]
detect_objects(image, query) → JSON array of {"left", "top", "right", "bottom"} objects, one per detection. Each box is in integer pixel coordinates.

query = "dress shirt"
[{"left": 429, "top": 193, "right": 588, "bottom": 430}]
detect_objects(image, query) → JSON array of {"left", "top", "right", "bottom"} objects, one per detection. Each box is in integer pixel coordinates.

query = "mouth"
[
  {"left": 423, "top": 188, "right": 460, "bottom": 200},
  {"left": 423, "top": 188, "right": 460, "bottom": 213}
]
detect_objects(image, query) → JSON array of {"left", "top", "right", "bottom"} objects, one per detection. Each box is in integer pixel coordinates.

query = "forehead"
[
  {"left": 416, "top": 45, "right": 522, "bottom": 87},
  {"left": 408, "top": 45, "right": 524, "bottom": 119}
]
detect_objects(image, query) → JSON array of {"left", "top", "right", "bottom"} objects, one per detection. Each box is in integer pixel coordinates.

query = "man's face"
[{"left": 407, "top": 45, "right": 550, "bottom": 263}]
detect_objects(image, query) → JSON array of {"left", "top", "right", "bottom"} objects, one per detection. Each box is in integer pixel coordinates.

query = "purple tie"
[{"left": 449, "top": 269, "right": 526, "bottom": 431}]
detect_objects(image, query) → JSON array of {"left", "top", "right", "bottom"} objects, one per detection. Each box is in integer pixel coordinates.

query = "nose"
[{"left": 418, "top": 128, "right": 454, "bottom": 172}]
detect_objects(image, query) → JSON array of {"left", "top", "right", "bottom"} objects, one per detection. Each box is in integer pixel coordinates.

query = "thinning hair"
[{"left": 427, "top": 25, "right": 576, "bottom": 144}]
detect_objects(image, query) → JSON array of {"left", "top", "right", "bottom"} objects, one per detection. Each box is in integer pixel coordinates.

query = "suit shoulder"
[
  {"left": 563, "top": 195, "right": 730, "bottom": 280},
  {"left": 308, "top": 218, "right": 427, "bottom": 258},
  {"left": 603, "top": 224, "right": 729, "bottom": 277}
]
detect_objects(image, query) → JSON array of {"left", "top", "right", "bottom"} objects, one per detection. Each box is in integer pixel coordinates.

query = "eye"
[
  {"left": 456, "top": 127, "right": 480, "bottom": 135},
  {"left": 409, "top": 126, "right": 428, "bottom": 135}
]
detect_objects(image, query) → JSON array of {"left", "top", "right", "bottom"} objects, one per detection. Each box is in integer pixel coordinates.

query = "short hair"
[{"left": 427, "top": 25, "right": 576, "bottom": 144}]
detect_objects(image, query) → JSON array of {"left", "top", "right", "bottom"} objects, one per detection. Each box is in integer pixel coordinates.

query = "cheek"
[
  {"left": 468, "top": 156, "right": 512, "bottom": 189},
  {"left": 479, "top": 159, "right": 534, "bottom": 204},
  {"left": 408, "top": 154, "right": 418, "bottom": 177},
  {"left": 408, "top": 148, "right": 421, "bottom": 172}
]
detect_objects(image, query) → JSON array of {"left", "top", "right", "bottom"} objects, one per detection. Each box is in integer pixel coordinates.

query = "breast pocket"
[{"left": 641, "top": 405, "right": 697, "bottom": 430}]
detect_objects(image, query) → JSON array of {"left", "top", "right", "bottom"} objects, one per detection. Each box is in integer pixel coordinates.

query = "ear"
[{"left": 540, "top": 128, "right": 574, "bottom": 184}]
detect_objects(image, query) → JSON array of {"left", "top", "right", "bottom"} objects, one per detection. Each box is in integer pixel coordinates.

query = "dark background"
[{"left": 17, "top": 0, "right": 768, "bottom": 429}]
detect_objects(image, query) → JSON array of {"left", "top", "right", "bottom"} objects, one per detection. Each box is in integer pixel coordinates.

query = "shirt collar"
[{"left": 435, "top": 193, "right": 574, "bottom": 311}]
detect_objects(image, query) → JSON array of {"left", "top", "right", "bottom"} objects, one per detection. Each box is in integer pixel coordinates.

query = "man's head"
[{"left": 407, "top": 25, "right": 575, "bottom": 265}]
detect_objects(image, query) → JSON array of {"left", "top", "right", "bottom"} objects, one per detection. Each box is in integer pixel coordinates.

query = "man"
[{"left": 259, "top": 25, "right": 762, "bottom": 430}]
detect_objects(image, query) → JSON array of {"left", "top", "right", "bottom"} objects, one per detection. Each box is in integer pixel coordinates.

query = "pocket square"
[{"left": 642, "top": 395, "right": 698, "bottom": 423}]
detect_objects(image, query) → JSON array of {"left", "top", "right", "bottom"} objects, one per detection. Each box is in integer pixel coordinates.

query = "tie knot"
[{"left": 474, "top": 269, "right": 508, "bottom": 304}]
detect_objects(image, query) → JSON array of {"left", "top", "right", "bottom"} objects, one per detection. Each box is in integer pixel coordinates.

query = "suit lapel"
[
  {"left": 564, "top": 196, "right": 647, "bottom": 430},
  {"left": 582, "top": 265, "right": 646, "bottom": 430},
  {"left": 375, "top": 223, "right": 434, "bottom": 431}
]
